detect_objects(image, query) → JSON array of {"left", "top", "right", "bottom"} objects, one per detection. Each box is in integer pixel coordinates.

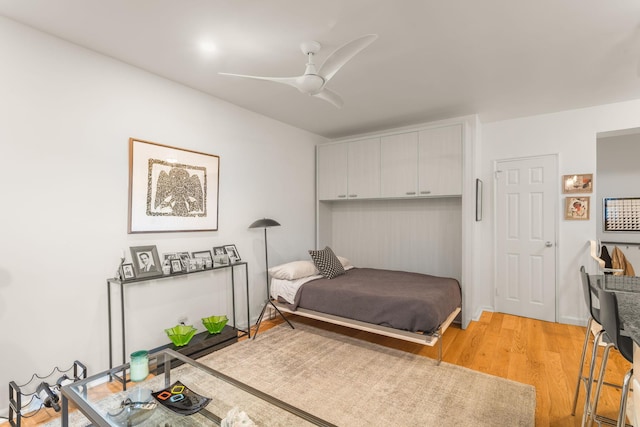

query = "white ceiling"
[{"left": 2, "top": 0, "right": 640, "bottom": 139}]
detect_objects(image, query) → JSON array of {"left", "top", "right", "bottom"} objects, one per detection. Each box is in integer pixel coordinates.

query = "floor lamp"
[{"left": 249, "top": 218, "right": 294, "bottom": 339}]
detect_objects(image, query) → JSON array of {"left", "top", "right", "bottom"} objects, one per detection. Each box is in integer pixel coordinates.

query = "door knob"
[{"left": 545, "top": 241, "right": 553, "bottom": 247}]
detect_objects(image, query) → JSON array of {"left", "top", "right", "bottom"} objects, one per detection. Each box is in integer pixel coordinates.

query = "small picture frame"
[
  {"left": 213, "top": 246, "right": 226, "bottom": 256},
  {"left": 120, "top": 263, "right": 135, "bottom": 280},
  {"left": 176, "top": 252, "right": 191, "bottom": 269},
  {"left": 130, "top": 245, "right": 163, "bottom": 278},
  {"left": 224, "top": 244, "right": 241, "bottom": 262},
  {"left": 562, "top": 174, "right": 593, "bottom": 194},
  {"left": 170, "top": 259, "right": 183, "bottom": 273},
  {"left": 565, "top": 196, "right": 590, "bottom": 220},
  {"left": 192, "top": 250, "right": 213, "bottom": 269}
]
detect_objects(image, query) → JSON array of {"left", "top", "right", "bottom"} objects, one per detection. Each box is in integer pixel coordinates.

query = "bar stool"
[
  {"left": 572, "top": 266, "right": 610, "bottom": 425},
  {"left": 587, "top": 288, "right": 634, "bottom": 427}
]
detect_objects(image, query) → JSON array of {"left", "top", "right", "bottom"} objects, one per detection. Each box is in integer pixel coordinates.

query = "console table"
[{"left": 107, "top": 262, "right": 250, "bottom": 373}]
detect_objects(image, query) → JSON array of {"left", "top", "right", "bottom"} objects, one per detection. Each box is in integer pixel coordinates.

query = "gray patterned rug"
[
  {"left": 198, "top": 322, "right": 535, "bottom": 427},
  {"left": 51, "top": 322, "right": 535, "bottom": 426}
]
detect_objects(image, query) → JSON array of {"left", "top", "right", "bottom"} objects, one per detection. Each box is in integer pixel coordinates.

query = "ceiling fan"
[{"left": 219, "top": 34, "right": 378, "bottom": 108}]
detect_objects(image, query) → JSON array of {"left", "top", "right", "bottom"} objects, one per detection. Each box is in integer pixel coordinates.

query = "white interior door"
[{"left": 495, "top": 155, "right": 557, "bottom": 322}]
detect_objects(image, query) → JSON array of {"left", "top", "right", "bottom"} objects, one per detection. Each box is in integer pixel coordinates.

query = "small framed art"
[
  {"left": 224, "top": 244, "right": 241, "bottom": 262},
  {"left": 170, "top": 259, "right": 183, "bottom": 273},
  {"left": 130, "top": 245, "right": 163, "bottom": 278},
  {"left": 120, "top": 263, "right": 135, "bottom": 280},
  {"left": 565, "top": 196, "right": 590, "bottom": 220},
  {"left": 562, "top": 174, "right": 593, "bottom": 194}
]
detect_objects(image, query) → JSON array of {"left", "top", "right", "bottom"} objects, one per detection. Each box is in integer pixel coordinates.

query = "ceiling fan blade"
[
  {"left": 313, "top": 88, "right": 344, "bottom": 109},
  {"left": 218, "top": 72, "right": 300, "bottom": 89},
  {"left": 318, "top": 34, "right": 378, "bottom": 82}
]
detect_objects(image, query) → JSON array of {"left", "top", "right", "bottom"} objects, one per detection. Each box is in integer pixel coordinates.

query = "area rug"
[
  {"left": 49, "top": 322, "right": 535, "bottom": 426},
  {"left": 198, "top": 322, "right": 536, "bottom": 426}
]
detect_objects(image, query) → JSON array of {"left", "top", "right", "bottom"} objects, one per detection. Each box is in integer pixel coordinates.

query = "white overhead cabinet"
[
  {"left": 379, "top": 124, "right": 463, "bottom": 198},
  {"left": 418, "top": 124, "right": 463, "bottom": 197},
  {"left": 317, "top": 138, "right": 380, "bottom": 200},
  {"left": 380, "top": 132, "right": 419, "bottom": 197},
  {"left": 317, "top": 143, "right": 348, "bottom": 200}
]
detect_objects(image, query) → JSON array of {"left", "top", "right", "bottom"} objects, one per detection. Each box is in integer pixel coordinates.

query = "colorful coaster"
[{"left": 152, "top": 381, "right": 211, "bottom": 416}]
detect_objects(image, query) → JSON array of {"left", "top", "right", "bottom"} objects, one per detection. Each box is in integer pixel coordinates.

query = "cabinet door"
[
  {"left": 347, "top": 138, "right": 380, "bottom": 199},
  {"left": 380, "top": 132, "right": 418, "bottom": 197},
  {"left": 418, "top": 125, "right": 462, "bottom": 196},
  {"left": 317, "top": 143, "right": 348, "bottom": 200}
]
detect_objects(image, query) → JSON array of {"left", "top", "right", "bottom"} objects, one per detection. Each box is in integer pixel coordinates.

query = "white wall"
[
  {"left": 0, "top": 16, "right": 325, "bottom": 414},
  {"left": 476, "top": 99, "right": 640, "bottom": 325}
]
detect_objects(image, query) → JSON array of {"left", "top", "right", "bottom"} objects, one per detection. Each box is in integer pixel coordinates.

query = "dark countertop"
[{"left": 591, "top": 275, "right": 640, "bottom": 345}]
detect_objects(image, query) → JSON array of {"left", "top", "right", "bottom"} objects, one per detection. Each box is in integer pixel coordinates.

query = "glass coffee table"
[{"left": 61, "top": 348, "right": 335, "bottom": 426}]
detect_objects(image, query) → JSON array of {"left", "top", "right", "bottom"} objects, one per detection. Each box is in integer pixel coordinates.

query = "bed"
[{"left": 263, "top": 250, "right": 462, "bottom": 364}]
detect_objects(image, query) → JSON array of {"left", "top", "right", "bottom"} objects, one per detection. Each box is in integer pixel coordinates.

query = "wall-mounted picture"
[
  {"left": 120, "top": 263, "right": 135, "bottom": 280},
  {"left": 224, "top": 244, "right": 241, "bottom": 262},
  {"left": 128, "top": 138, "right": 220, "bottom": 233},
  {"left": 603, "top": 197, "right": 640, "bottom": 231},
  {"left": 562, "top": 174, "right": 593, "bottom": 193},
  {"left": 475, "top": 179, "right": 483, "bottom": 221},
  {"left": 170, "top": 259, "right": 183, "bottom": 273},
  {"left": 130, "top": 245, "right": 163, "bottom": 278},
  {"left": 565, "top": 196, "right": 590, "bottom": 220}
]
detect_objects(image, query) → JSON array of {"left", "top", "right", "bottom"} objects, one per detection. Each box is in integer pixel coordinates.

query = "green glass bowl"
[
  {"left": 202, "top": 315, "right": 228, "bottom": 334},
  {"left": 164, "top": 324, "right": 197, "bottom": 346}
]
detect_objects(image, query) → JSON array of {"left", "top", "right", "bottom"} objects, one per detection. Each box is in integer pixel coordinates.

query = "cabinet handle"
[
  {"left": 337, "top": 195, "right": 347, "bottom": 198},
  {"left": 420, "top": 190, "right": 431, "bottom": 195},
  {"left": 349, "top": 194, "right": 358, "bottom": 198},
  {"left": 405, "top": 191, "right": 416, "bottom": 195}
]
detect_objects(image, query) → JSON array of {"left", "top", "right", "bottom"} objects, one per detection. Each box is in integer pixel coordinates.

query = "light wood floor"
[{"left": 2, "top": 311, "right": 631, "bottom": 426}]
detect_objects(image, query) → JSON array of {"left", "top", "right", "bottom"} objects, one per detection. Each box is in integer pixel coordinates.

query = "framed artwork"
[
  {"left": 120, "top": 263, "right": 135, "bottom": 280},
  {"left": 130, "top": 245, "right": 163, "bottom": 278},
  {"left": 603, "top": 197, "right": 640, "bottom": 232},
  {"left": 212, "top": 246, "right": 226, "bottom": 256},
  {"left": 565, "top": 196, "right": 590, "bottom": 220},
  {"left": 562, "top": 174, "right": 593, "bottom": 194},
  {"left": 224, "top": 244, "right": 241, "bottom": 262},
  {"left": 475, "top": 179, "right": 483, "bottom": 221},
  {"left": 170, "top": 259, "right": 183, "bottom": 273},
  {"left": 128, "top": 138, "right": 220, "bottom": 233}
]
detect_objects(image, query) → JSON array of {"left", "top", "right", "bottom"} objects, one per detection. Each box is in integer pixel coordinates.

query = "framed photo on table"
[
  {"left": 128, "top": 138, "right": 220, "bottom": 233},
  {"left": 130, "top": 245, "right": 163, "bottom": 278},
  {"left": 224, "top": 244, "right": 241, "bottom": 262},
  {"left": 120, "top": 263, "right": 135, "bottom": 280}
]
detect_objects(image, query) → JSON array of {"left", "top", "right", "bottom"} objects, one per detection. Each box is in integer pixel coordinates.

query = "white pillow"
[
  {"left": 268, "top": 260, "right": 319, "bottom": 280},
  {"left": 337, "top": 256, "right": 353, "bottom": 269}
]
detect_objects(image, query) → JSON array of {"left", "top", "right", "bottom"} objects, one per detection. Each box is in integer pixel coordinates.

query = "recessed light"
[{"left": 200, "top": 41, "right": 218, "bottom": 54}]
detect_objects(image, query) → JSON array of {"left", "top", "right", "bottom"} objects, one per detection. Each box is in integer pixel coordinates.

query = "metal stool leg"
[{"left": 572, "top": 317, "right": 594, "bottom": 415}]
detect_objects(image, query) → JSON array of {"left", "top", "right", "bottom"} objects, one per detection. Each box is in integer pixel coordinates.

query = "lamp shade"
[{"left": 249, "top": 218, "right": 280, "bottom": 229}]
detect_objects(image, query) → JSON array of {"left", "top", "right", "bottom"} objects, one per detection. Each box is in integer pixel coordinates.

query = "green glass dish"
[
  {"left": 164, "top": 324, "right": 197, "bottom": 346},
  {"left": 202, "top": 315, "right": 228, "bottom": 334}
]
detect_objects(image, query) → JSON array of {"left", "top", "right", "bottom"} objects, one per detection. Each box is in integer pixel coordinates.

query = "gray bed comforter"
[{"left": 292, "top": 268, "right": 461, "bottom": 333}]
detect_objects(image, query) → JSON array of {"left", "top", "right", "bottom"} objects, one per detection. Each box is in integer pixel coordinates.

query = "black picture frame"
[
  {"left": 475, "top": 179, "right": 483, "bottom": 222},
  {"left": 130, "top": 245, "right": 163, "bottom": 278},
  {"left": 170, "top": 259, "right": 183, "bottom": 273},
  {"left": 128, "top": 138, "right": 220, "bottom": 233}
]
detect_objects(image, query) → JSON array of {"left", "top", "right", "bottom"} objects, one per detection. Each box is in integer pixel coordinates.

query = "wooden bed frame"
[{"left": 269, "top": 301, "right": 461, "bottom": 365}]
